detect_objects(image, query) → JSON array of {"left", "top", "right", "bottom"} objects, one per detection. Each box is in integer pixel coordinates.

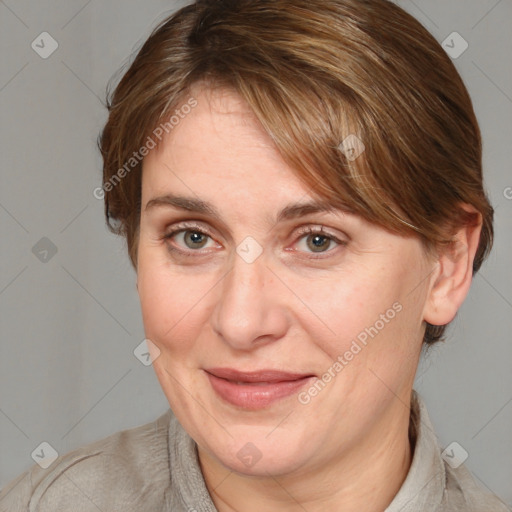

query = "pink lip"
[{"left": 204, "top": 368, "right": 315, "bottom": 409}]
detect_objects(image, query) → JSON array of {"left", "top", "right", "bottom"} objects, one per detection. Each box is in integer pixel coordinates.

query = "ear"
[{"left": 423, "top": 205, "right": 483, "bottom": 326}]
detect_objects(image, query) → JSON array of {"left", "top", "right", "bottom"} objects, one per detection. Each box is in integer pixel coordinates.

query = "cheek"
[
  {"left": 293, "top": 268, "right": 402, "bottom": 359},
  {"left": 137, "top": 252, "right": 216, "bottom": 356},
  {"left": 302, "top": 263, "right": 424, "bottom": 387}
]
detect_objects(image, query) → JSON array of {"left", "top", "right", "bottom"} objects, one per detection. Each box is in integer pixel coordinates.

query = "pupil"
[
  {"left": 309, "top": 234, "right": 329, "bottom": 252},
  {"left": 187, "top": 231, "right": 206, "bottom": 247}
]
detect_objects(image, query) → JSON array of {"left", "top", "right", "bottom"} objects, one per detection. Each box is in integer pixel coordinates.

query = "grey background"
[{"left": 0, "top": 0, "right": 511, "bottom": 506}]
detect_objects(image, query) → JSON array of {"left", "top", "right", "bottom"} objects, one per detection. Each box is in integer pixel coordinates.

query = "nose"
[{"left": 210, "top": 249, "right": 290, "bottom": 351}]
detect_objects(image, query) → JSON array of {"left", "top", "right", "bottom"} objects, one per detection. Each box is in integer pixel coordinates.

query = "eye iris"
[
  {"left": 184, "top": 230, "right": 207, "bottom": 249},
  {"left": 307, "top": 234, "right": 330, "bottom": 252}
]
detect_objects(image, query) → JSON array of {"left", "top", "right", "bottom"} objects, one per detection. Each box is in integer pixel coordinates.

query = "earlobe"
[{"left": 423, "top": 208, "right": 482, "bottom": 327}]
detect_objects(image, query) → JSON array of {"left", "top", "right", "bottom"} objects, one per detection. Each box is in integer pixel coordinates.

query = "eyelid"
[
  {"left": 293, "top": 224, "right": 344, "bottom": 240},
  {"left": 163, "top": 220, "right": 214, "bottom": 237}
]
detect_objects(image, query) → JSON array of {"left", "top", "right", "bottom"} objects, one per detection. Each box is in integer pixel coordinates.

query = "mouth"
[{"left": 204, "top": 368, "right": 316, "bottom": 409}]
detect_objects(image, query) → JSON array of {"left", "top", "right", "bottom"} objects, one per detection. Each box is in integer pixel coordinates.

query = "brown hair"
[{"left": 98, "top": 0, "right": 493, "bottom": 345}]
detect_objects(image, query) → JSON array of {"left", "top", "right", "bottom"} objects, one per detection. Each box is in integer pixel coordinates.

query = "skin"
[{"left": 136, "top": 84, "right": 482, "bottom": 512}]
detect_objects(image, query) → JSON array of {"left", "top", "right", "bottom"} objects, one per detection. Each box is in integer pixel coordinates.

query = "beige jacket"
[{"left": 0, "top": 390, "right": 510, "bottom": 511}]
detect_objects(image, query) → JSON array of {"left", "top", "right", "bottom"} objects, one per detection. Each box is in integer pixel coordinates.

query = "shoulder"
[
  {"left": 402, "top": 391, "right": 510, "bottom": 512},
  {"left": 440, "top": 461, "right": 511, "bottom": 512},
  {"left": 0, "top": 410, "right": 173, "bottom": 512}
]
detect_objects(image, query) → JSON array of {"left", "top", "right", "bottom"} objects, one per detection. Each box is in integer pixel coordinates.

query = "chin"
[{"left": 203, "top": 432, "right": 310, "bottom": 478}]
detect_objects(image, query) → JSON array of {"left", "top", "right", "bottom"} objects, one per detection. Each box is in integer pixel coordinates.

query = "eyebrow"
[{"left": 144, "top": 193, "right": 351, "bottom": 225}]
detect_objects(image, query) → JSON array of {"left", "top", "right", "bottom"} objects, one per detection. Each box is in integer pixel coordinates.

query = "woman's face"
[{"left": 137, "top": 86, "right": 435, "bottom": 476}]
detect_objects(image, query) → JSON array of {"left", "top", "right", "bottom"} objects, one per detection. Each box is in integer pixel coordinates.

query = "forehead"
[
  {"left": 140, "top": 87, "right": 356, "bottom": 227},
  {"left": 163, "top": 85, "right": 272, "bottom": 149},
  {"left": 142, "top": 87, "right": 312, "bottom": 200}
]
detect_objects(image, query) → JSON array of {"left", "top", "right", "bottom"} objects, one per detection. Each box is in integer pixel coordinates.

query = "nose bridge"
[{"left": 211, "top": 248, "right": 286, "bottom": 350}]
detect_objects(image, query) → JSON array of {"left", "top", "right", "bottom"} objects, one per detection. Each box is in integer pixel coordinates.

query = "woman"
[{"left": 1, "top": 0, "right": 509, "bottom": 510}]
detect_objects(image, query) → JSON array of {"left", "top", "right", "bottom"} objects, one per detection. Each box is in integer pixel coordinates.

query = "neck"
[{"left": 198, "top": 395, "right": 414, "bottom": 512}]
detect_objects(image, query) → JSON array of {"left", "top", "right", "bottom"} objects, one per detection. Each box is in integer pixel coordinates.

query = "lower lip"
[{"left": 206, "top": 372, "right": 314, "bottom": 409}]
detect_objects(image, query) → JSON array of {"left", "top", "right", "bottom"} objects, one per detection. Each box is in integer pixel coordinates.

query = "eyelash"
[{"left": 161, "top": 222, "right": 347, "bottom": 259}]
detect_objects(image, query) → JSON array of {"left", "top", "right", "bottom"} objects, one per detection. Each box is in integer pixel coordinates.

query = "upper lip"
[{"left": 204, "top": 368, "right": 314, "bottom": 383}]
